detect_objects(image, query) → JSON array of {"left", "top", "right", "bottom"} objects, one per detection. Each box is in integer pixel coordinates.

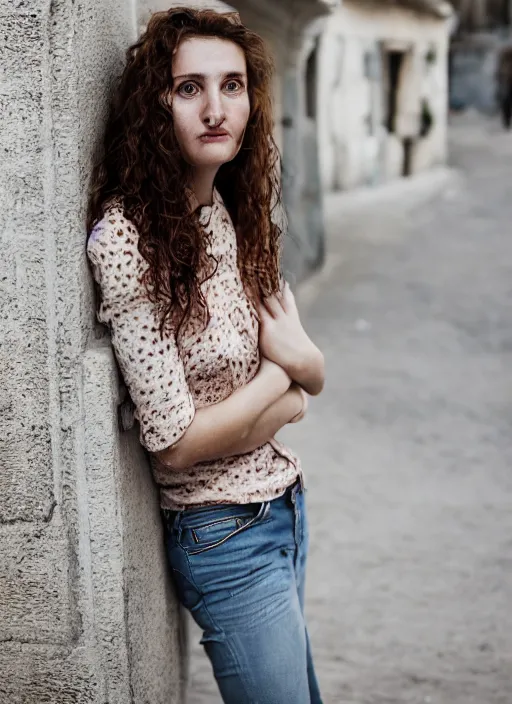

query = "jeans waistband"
[{"left": 162, "top": 475, "right": 302, "bottom": 522}]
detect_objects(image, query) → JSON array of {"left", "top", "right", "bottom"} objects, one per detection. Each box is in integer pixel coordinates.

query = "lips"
[
  {"left": 199, "top": 131, "right": 230, "bottom": 141},
  {"left": 200, "top": 128, "right": 229, "bottom": 136}
]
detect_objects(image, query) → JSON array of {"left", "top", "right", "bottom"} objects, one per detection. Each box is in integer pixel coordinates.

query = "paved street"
[{"left": 186, "top": 113, "right": 512, "bottom": 704}]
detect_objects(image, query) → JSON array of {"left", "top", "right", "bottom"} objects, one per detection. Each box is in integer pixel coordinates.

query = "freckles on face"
[{"left": 170, "top": 36, "right": 250, "bottom": 167}]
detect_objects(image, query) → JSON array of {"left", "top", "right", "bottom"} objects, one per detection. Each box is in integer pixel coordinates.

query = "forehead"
[{"left": 172, "top": 36, "right": 246, "bottom": 76}]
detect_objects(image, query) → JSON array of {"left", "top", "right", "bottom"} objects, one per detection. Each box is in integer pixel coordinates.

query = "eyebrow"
[{"left": 173, "top": 71, "right": 247, "bottom": 82}]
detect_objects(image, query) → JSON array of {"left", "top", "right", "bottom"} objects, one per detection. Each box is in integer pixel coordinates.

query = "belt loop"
[
  {"left": 288, "top": 481, "right": 302, "bottom": 546},
  {"left": 173, "top": 510, "right": 182, "bottom": 537},
  {"left": 289, "top": 476, "right": 303, "bottom": 496},
  {"left": 162, "top": 508, "right": 181, "bottom": 536},
  {"left": 260, "top": 501, "right": 271, "bottom": 521}
]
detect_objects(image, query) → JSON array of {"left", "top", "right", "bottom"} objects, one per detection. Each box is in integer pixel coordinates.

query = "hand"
[{"left": 257, "top": 282, "right": 318, "bottom": 379}]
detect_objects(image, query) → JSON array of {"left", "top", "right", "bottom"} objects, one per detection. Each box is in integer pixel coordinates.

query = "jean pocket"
[{"left": 178, "top": 502, "right": 270, "bottom": 555}]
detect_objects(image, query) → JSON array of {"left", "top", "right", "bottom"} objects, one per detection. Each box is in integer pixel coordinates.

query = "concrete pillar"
[
  {"left": 281, "top": 21, "right": 327, "bottom": 283},
  {"left": 0, "top": 1, "right": 185, "bottom": 702}
]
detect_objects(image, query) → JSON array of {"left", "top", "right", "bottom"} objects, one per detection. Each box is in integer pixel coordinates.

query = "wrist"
[{"left": 288, "top": 342, "right": 321, "bottom": 380}]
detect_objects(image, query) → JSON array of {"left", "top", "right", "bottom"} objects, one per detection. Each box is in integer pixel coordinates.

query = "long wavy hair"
[{"left": 87, "top": 7, "right": 286, "bottom": 341}]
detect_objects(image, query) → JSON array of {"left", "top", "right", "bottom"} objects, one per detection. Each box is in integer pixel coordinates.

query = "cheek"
[
  {"left": 230, "top": 98, "right": 251, "bottom": 137},
  {"left": 172, "top": 104, "right": 198, "bottom": 151}
]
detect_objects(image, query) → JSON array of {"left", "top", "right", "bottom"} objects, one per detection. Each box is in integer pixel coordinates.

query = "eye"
[
  {"left": 177, "top": 81, "right": 199, "bottom": 97},
  {"left": 224, "top": 80, "right": 244, "bottom": 93}
]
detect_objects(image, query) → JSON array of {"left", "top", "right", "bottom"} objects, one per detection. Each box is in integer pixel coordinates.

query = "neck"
[{"left": 190, "top": 167, "right": 219, "bottom": 207}]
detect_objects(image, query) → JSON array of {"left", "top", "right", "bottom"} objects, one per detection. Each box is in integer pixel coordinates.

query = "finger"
[
  {"left": 300, "top": 387, "right": 309, "bottom": 414},
  {"left": 262, "top": 293, "right": 283, "bottom": 319},
  {"left": 255, "top": 299, "right": 269, "bottom": 323},
  {"left": 280, "top": 281, "right": 296, "bottom": 313},
  {"left": 256, "top": 302, "right": 272, "bottom": 325}
]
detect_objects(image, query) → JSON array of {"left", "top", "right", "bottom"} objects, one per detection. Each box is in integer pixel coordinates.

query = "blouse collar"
[{"left": 197, "top": 186, "right": 224, "bottom": 227}]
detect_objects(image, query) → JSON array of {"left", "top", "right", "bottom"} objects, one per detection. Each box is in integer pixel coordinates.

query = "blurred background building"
[
  {"left": 449, "top": 0, "right": 512, "bottom": 112},
  {"left": 317, "top": 0, "right": 453, "bottom": 190}
]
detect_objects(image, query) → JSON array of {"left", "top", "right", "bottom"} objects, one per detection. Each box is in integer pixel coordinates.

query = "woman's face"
[{"left": 170, "top": 36, "right": 250, "bottom": 168}]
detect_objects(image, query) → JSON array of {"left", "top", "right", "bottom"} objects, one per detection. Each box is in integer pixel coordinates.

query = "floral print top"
[{"left": 86, "top": 187, "right": 303, "bottom": 510}]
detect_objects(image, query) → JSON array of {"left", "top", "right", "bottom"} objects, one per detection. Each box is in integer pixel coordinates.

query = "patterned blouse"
[{"left": 86, "top": 187, "right": 303, "bottom": 510}]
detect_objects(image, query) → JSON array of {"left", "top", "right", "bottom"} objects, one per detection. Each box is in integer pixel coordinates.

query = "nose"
[{"left": 202, "top": 86, "right": 225, "bottom": 128}]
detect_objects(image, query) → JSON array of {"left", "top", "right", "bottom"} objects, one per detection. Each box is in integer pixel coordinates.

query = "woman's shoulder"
[{"left": 86, "top": 198, "right": 141, "bottom": 262}]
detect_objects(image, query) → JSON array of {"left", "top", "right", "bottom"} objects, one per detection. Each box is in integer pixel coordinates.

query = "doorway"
[
  {"left": 385, "top": 50, "right": 405, "bottom": 134},
  {"left": 382, "top": 43, "right": 416, "bottom": 178}
]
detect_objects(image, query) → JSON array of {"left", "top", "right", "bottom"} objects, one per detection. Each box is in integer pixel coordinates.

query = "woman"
[{"left": 86, "top": 7, "right": 325, "bottom": 703}]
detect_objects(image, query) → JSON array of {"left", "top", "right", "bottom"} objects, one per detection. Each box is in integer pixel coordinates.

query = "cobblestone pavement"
[{"left": 186, "top": 113, "right": 512, "bottom": 704}]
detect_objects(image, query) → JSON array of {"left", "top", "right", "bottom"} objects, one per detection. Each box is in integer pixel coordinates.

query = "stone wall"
[{"left": 1, "top": 1, "right": 184, "bottom": 702}]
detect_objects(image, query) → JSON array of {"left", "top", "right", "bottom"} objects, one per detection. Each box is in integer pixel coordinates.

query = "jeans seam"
[
  {"left": 220, "top": 632, "right": 259, "bottom": 701},
  {"left": 190, "top": 512, "right": 254, "bottom": 533},
  {"left": 181, "top": 545, "right": 204, "bottom": 601},
  {"left": 181, "top": 545, "right": 255, "bottom": 701}
]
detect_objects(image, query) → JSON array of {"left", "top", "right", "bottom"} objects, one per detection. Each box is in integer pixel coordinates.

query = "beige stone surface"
[{"left": 1, "top": 2, "right": 185, "bottom": 701}]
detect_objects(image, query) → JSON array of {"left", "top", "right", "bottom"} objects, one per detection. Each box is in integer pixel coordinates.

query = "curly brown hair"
[{"left": 87, "top": 7, "right": 286, "bottom": 341}]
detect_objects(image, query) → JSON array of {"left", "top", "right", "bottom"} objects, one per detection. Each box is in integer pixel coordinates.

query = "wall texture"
[{"left": 0, "top": 1, "right": 185, "bottom": 702}]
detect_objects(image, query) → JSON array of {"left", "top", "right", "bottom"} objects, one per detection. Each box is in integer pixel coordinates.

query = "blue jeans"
[{"left": 162, "top": 479, "right": 323, "bottom": 704}]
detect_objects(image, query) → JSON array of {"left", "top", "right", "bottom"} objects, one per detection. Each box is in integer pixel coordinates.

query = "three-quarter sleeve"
[{"left": 86, "top": 205, "right": 195, "bottom": 453}]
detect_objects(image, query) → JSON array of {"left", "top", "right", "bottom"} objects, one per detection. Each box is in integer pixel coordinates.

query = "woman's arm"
[
  {"left": 235, "top": 382, "right": 307, "bottom": 453},
  {"left": 287, "top": 345, "right": 325, "bottom": 397},
  {"left": 258, "top": 282, "right": 325, "bottom": 396},
  {"left": 154, "top": 358, "right": 299, "bottom": 471}
]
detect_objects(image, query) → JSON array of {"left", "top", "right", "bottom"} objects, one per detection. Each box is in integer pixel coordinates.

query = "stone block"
[
  {"left": 0, "top": 643, "right": 102, "bottom": 703},
  {"left": 0, "top": 522, "right": 73, "bottom": 644}
]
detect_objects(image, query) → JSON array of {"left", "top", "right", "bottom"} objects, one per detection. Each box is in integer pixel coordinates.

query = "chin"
[{"left": 192, "top": 147, "right": 238, "bottom": 167}]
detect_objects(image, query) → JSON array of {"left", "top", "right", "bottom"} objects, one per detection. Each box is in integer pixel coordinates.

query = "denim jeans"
[{"left": 162, "top": 479, "right": 323, "bottom": 704}]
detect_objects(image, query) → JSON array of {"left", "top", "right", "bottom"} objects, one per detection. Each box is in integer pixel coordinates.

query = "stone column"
[{"left": 0, "top": 2, "right": 184, "bottom": 702}]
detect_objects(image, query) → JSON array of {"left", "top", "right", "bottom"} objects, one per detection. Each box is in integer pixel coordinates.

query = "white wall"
[{"left": 318, "top": 2, "right": 450, "bottom": 191}]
